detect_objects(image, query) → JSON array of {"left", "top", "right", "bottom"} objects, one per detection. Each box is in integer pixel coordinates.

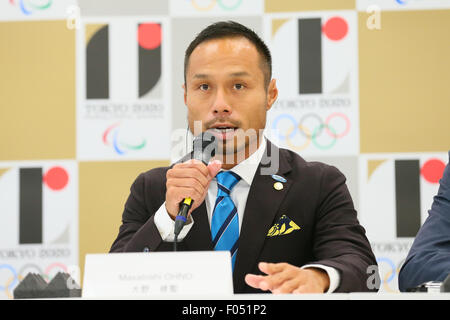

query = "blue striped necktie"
[{"left": 211, "top": 171, "right": 241, "bottom": 271}]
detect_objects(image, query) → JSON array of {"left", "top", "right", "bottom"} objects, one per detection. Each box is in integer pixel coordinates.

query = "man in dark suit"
[
  {"left": 398, "top": 152, "right": 450, "bottom": 291},
  {"left": 110, "top": 21, "right": 378, "bottom": 294}
]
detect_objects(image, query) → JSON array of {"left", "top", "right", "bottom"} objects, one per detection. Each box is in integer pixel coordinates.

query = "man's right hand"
[{"left": 165, "top": 159, "right": 222, "bottom": 220}]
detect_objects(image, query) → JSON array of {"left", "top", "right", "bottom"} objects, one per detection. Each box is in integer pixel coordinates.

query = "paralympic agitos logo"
[
  {"left": 84, "top": 21, "right": 162, "bottom": 156},
  {"left": 9, "top": 0, "right": 52, "bottom": 15},
  {"left": 102, "top": 122, "right": 147, "bottom": 155}
]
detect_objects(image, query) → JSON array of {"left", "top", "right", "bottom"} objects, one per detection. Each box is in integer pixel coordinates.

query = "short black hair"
[{"left": 184, "top": 20, "right": 272, "bottom": 88}]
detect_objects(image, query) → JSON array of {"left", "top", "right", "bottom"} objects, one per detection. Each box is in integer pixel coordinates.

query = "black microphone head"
[{"left": 192, "top": 131, "right": 217, "bottom": 164}]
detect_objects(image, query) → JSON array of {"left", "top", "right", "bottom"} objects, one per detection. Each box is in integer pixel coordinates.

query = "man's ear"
[
  {"left": 182, "top": 83, "right": 187, "bottom": 106},
  {"left": 266, "top": 79, "right": 278, "bottom": 111}
]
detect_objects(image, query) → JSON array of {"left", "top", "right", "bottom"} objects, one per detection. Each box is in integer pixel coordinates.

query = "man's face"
[{"left": 184, "top": 36, "right": 278, "bottom": 158}]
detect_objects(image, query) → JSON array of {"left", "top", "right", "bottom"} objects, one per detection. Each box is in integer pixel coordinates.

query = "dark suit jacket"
[
  {"left": 110, "top": 141, "right": 378, "bottom": 293},
  {"left": 398, "top": 152, "right": 450, "bottom": 291}
]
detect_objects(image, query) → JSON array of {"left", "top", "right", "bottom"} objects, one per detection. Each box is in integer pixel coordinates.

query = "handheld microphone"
[{"left": 173, "top": 131, "right": 217, "bottom": 238}]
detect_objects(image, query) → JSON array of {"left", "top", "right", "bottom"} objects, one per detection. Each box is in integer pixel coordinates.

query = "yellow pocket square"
[{"left": 267, "top": 215, "right": 301, "bottom": 237}]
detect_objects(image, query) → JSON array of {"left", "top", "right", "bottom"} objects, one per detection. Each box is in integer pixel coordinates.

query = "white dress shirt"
[{"left": 154, "top": 138, "right": 340, "bottom": 293}]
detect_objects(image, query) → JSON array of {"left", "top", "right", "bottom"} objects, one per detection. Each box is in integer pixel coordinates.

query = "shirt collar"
[{"left": 218, "top": 137, "right": 267, "bottom": 186}]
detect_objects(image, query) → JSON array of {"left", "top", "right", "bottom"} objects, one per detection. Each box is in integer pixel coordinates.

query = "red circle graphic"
[
  {"left": 322, "top": 17, "right": 348, "bottom": 41},
  {"left": 138, "top": 23, "right": 162, "bottom": 50},
  {"left": 421, "top": 159, "right": 446, "bottom": 184},
  {"left": 43, "top": 166, "right": 69, "bottom": 191}
]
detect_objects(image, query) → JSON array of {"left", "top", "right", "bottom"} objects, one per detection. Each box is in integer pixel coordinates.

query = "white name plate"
[{"left": 82, "top": 251, "right": 233, "bottom": 298}]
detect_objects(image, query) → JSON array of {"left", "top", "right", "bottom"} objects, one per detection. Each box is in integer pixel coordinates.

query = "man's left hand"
[{"left": 244, "top": 262, "right": 330, "bottom": 294}]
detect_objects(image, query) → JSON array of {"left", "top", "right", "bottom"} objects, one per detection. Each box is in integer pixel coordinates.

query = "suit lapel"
[
  {"left": 184, "top": 201, "right": 213, "bottom": 250},
  {"left": 174, "top": 141, "right": 293, "bottom": 292},
  {"left": 233, "top": 142, "right": 293, "bottom": 292}
]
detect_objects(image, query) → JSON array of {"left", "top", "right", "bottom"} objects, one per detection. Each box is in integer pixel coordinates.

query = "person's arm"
[
  {"left": 110, "top": 160, "right": 222, "bottom": 253},
  {"left": 245, "top": 165, "right": 379, "bottom": 293},
  {"left": 301, "top": 264, "right": 340, "bottom": 293},
  {"left": 306, "top": 165, "right": 379, "bottom": 292},
  {"left": 245, "top": 262, "right": 331, "bottom": 293},
  {"left": 109, "top": 170, "right": 175, "bottom": 253},
  {"left": 153, "top": 201, "right": 193, "bottom": 241}
]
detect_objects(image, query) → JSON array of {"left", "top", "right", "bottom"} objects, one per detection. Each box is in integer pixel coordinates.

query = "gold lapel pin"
[{"left": 273, "top": 182, "right": 284, "bottom": 191}]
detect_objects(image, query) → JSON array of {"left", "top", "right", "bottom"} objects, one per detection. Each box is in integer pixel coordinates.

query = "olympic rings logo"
[
  {"left": 376, "top": 257, "right": 405, "bottom": 293},
  {"left": 0, "top": 263, "right": 69, "bottom": 299},
  {"left": 271, "top": 112, "right": 351, "bottom": 151},
  {"left": 189, "top": 0, "right": 242, "bottom": 11}
]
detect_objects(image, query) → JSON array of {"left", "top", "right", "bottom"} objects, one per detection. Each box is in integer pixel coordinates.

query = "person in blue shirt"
[{"left": 398, "top": 151, "right": 450, "bottom": 291}]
